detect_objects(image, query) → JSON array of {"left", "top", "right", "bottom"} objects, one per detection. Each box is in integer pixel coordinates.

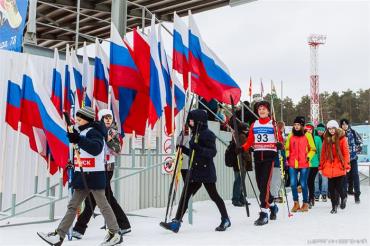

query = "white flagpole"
[
  {"left": 0, "top": 125, "right": 7, "bottom": 211},
  {"left": 11, "top": 122, "right": 22, "bottom": 215}
]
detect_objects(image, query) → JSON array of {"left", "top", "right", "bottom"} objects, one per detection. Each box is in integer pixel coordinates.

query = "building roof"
[{"left": 35, "top": 0, "right": 230, "bottom": 50}]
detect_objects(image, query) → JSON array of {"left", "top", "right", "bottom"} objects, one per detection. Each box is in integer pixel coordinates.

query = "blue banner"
[{"left": 0, "top": 0, "right": 29, "bottom": 52}]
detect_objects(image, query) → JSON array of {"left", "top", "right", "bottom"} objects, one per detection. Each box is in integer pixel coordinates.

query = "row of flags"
[
  {"left": 248, "top": 77, "right": 279, "bottom": 99},
  {"left": 4, "top": 12, "right": 243, "bottom": 178}
]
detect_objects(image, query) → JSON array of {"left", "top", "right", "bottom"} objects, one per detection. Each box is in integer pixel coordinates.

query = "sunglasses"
[{"left": 104, "top": 115, "right": 113, "bottom": 120}]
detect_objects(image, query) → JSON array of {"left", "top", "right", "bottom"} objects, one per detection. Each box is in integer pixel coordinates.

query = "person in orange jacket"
[
  {"left": 239, "top": 100, "right": 284, "bottom": 226},
  {"left": 285, "top": 116, "right": 316, "bottom": 212},
  {"left": 319, "top": 120, "right": 350, "bottom": 214}
]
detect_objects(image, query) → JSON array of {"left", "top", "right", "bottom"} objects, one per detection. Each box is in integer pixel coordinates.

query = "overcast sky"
[{"left": 163, "top": 0, "right": 370, "bottom": 103}]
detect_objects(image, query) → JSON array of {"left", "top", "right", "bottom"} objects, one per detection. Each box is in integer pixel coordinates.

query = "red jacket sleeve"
[{"left": 242, "top": 122, "right": 255, "bottom": 151}]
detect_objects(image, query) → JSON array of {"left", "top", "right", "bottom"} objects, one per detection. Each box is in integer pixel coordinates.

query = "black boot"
[
  {"left": 159, "top": 219, "right": 181, "bottom": 233},
  {"left": 330, "top": 205, "right": 338, "bottom": 214},
  {"left": 254, "top": 212, "right": 268, "bottom": 226},
  {"left": 215, "top": 217, "right": 231, "bottom": 231},
  {"left": 309, "top": 198, "right": 315, "bottom": 209},
  {"left": 269, "top": 205, "right": 278, "bottom": 220},
  {"left": 340, "top": 197, "right": 347, "bottom": 209},
  {"left": 355, "top": 194, "right": 360, "bottom": 204}
]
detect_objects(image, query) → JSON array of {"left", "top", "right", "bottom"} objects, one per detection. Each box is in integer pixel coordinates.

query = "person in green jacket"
[{"left": 305, "top": 122, "right": 322, "bottom": 208}]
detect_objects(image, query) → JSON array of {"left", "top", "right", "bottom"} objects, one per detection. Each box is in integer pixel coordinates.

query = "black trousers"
[
  {"left": 255, "top": 160, "right": 274, "bottom": 209},
  {"left": 175, "top": 180, "right": 228, "bottom": 221},
  {"left": 73, "top": 170, "right": 131, "bottom": 234},
  {"left": 308, "top": 167, "right": 319, "bottom": 201},
  {"left": 328, "top": 176, "right": 346, "bottom": 208}
]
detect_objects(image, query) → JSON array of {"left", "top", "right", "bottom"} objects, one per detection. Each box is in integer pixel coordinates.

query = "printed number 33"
[{"left": 257, "top": 134, "right": 268, "bottom": 142}]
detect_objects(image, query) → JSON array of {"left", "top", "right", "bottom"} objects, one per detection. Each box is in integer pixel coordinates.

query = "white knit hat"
[
  {"left": 326, "top": 120, "right": 339, "bottom": 129},
  {"left": 98, "top": 109, "right": 113, "bottom": 120}
]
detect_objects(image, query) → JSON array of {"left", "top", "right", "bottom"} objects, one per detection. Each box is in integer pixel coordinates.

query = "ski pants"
[
  {"left": 73, "top": 170, "right": 131, "bottom": 234},
  {"left": 57, "top": 189, "right": 119, "bottom": 239},
  {"left": 175, "top": 181, "right": 229, "bottom": 221},
  {"left": 328, "top": 175, "right": 346, "bottom": 208},
  {"left": 308, "top": 167, "right": 319, "bottom": 201},
  {"left": 255, "top": 160, "right": 274, "bottom": 210}
]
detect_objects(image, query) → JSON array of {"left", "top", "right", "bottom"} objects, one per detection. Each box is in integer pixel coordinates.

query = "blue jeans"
[
  {"left": 232, "top": 170, "right": 245, "bottom": 204},
  {"left": 314, "top": 172, "right": 328, "bottom": 196},
  {"left": 289, "top": 168, "right": 309, "bottom": 203}
]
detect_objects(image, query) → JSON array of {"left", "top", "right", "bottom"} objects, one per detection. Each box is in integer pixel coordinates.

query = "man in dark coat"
[{"left": 160, "top": 109, "right": 230, "bottom": 233}]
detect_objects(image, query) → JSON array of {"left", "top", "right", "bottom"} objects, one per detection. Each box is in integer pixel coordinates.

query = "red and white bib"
[
  {"left": 253, "top": 120, "right": 277, "bottom": 152},
  {"left": 74, "top": 127, "right": 105, "bottom": 172}
]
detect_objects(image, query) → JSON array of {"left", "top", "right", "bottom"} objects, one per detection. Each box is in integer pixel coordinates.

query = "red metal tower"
[{"left": 308, "top": 34, "right": 326, "bottom": 126}]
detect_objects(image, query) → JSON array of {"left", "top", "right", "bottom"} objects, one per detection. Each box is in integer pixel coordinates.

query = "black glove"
[
  {"left": 276, "top": 142, "right": 284, "bottom": 150},
  {"left": 306, "top": 157, "right": 310, "bottom": 163},
  {"left": 189, "top": 141, "right": 201, "bottom": 151},
  {"left": 235, "top": 146, "right": 244, "bottom": 154},
  {"left": 67, "top": 129, "right": 80, "bottom": 144},
  {"left": 248, "top": 147, "right": 254, "bottom": 153}
]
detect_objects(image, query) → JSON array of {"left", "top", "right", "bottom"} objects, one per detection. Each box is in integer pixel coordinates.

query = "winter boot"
[
  {"left": 340, "top": 197, "right": 347, "bottom": 209},
  {"left": 37, "top": 231, "right": 64, "bottom": 246},
  {"left": 215, "top": 217, "right": 231, "bottom": 231},
  {"left": 309, "top": 198, "right": 315, "bottom": 209},
  {"left": 254, "top": 212, "right": 268, "bottom": 226},
  {"left": 330, "top": 205, "right": 338, "bottom": 214},
  {"left": 118, "top": 228, "right": 131, "bottom": 235},
  {"left": 99, "top": 230, "right": 122, "bottom": 246},
  {"left": 232, "top": 201, "right": 244, "bottom": 207},
  {"left": 159, "top": 219, "right": 181, "bottom": 233},
  {"left": 314, "top": 195, "right": 320, "bottom": 202},
  {"left": 322, "top": 195, "right": 327, "bottom": 202},
  {"left": 71, "top": 230, "right": 83, "bottom": 240},
  {"left": 291, "top": 201, "right": 301, "bottom": 213},
  {"left": 355, "top": 194, "right": 360, "bottom": 204},
  {"left": 269, "top": 204, "right": 279, "bottom": 220},
  {"left": 300, "top": 203, "right": 309, "bottom": 212}
]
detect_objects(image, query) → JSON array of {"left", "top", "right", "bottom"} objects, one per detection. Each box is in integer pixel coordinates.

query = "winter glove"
[
  {"left": 248, "top": 147, "right": 254, "bottom": 153},
  {"left": 67, "top": 129, "right": 80, "bottom": 144},
  {"left": 306, "top": 157, "right": 310, "bottom": 163},
  {"left": 189, "top": 141, "right": 201, "bottom": 152},
  {"left": 276, "top": 142, "right": 284, "bottom": 150}
]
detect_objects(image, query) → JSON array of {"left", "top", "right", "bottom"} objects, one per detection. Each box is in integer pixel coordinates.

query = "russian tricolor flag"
[
  {"left": 71, "top": 49, "right": 84, "bottom": 108},
  {"left": 173, "top": 13, "right": 189, "bottom": 90},
  {"left": 63, "top": 45, "right": 74, "bottom": 114},
  {"left": 148, "top": 15, "right": 167, "bottom": 128},
  {"left": 188, "top": 13, "right": 241, "bottom": 105},
  {"left": 93, "top": 39, "right": 109, "bottom": 111},
  {"left": 20, "top": 62, "right": 69, "bottom": 172},
  {"left": 158, "top": 25, "right": 175, "bottom": 135},
  {"left": 50, "top": 48, "right": 63, "bottom": 117},
  {"left": 5, "top": 80, "right": 22, "bottom": 131},
  {"left": 110, "top": 23, "right": 144, "bottom": 91}
]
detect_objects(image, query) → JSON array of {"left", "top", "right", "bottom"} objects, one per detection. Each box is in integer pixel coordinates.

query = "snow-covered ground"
[{"left": 1, "top": 185, "right": 370, "bottom": 246}]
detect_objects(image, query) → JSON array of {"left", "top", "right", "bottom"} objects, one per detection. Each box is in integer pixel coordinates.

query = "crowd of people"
[{"left": 36, "top": 100, "right": 363, "bottom": 245}]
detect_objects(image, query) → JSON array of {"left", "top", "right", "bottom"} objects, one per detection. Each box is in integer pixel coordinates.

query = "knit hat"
[
  {"left": 256, "top": 100, "right": 270, "bottom": 112},
  {"left": 304, "top": 121, "right": 314, "bottom": 131},
  {"left": 98, "top": 109, "right": 113, "bottom": 120},
  {"left": 316, "top": 122, "right": 325, "bottom": 132},
  {"left": 340, "top": 118, "right": 350, "bottom": 126},
  {"left": 76, "top": 107, "right": 95, "bottom": 122},
  {"left": 293, "top": 116, "right": 305, "bottom": 126},
  {"left": 326, "top": 120, "right": 339, "bottom": 129}
]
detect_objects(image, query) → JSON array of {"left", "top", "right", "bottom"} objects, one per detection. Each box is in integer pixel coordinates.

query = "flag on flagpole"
[
  {"left": 188, "top": 12, "right": 241, "bottom": 105},
  {"left": 148, "top": 15, "right": 167, "bottom": 128},
  {"left": 63, "top": 44, "right": 73, "bottom": 114},
  {"left": 50, "top": 48, "right": 63, "bottom": 117},
  {"left": 93, "top": 39, "right": 109, "bottom": 111},
  {"left": 248, "top": 76, "right": 252, "bottom": 97},
  {"left": 173, "top": 12, "right": 189, "bottom": 90},
  {"left": 260, "top": 78, "right": 264, "bottom": 98}
]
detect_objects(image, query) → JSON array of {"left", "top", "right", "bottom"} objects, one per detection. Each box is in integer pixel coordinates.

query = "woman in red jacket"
[{"left": 319, "top": 120, "right": 350, "bottom": 214}]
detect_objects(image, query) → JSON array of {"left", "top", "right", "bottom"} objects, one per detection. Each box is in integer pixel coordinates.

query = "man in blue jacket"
[{"left": 340, "top": 118, "right": 363, "bottom": 203}]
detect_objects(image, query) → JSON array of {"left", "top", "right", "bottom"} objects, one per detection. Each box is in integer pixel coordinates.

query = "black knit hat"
[
  {"left": 293, "top": 116, "right": 305, "bottom": 126},
  {"left": 340, "top": 118, "right": 350, "bottom": 126},
  {"left": 256, "top": 100, "right": 270, "bottom": 112},
  {"left": 76, "top": 107, "right": 95, "bottom": 122}
]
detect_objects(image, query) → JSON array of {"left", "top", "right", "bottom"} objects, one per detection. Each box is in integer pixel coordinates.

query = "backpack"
[{"left": 225, "top": 140, "right": 237, "bottom": 167}]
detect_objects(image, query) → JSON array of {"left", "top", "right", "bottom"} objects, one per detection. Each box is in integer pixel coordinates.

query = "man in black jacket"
[
  {"left": 37, "top": 107, "right": 122, "bottom": 246},
  {"left": 160, "top": 109, "right": 230, "bottom": 233}
]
